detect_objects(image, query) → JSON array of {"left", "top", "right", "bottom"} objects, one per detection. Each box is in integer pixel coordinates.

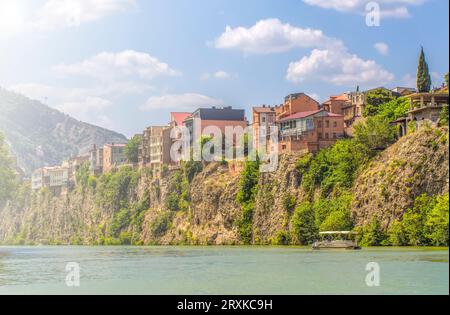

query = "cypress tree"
[{"left": 417, "top": 47, "right": 431, "bottom": 93}]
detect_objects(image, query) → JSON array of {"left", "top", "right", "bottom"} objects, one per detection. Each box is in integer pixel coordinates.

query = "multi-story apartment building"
[
  {"left": 278, "top": 109, "right": 345, "bottom": 154},
  {"left": 139, "top": 126, "right": 172, "bottom": 175},
  {"left": 275, "top": 93, "right": 320, "bottom": 120},
  {"left": 252, "top": 105, "right": 276, "bottom": 152},
  {"left": 103, "top": 143, "right": 127, "bottom": 173},
  {"left": 31, "top": 166, "right": 69, "bottom": 195},
  {"left": 183, "top": 106, "right": 248, "bottom": 145}
]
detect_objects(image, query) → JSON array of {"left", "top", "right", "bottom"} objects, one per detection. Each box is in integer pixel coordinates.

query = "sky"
[{"left": 0, "top": 0, "right": 448, "bottom": 137}]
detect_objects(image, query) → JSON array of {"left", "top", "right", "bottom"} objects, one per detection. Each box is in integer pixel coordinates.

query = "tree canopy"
[{"left": 417, "top": 47, "right": 432, "bottom": 93}]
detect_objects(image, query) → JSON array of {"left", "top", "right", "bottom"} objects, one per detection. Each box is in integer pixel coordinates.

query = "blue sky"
[{"left": 0, "top": 0, "right": 448, "bottom": 137}]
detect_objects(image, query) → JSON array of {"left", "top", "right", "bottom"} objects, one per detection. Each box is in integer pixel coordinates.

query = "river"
[{"left": 0, "top": 246, "right": 448, "bottom": 295}]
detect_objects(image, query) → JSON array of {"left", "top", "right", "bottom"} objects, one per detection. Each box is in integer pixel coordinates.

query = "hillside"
[
  {"left": 0, "top": 88, "right": 127, "bottom": 174},
  {"left": 0, "top": 127, "right": 448, "bottom": 246}
]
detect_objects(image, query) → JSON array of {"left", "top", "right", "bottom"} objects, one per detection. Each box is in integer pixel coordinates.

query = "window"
[
  {"left": 318, "top": 132, "right": 323, "bottom": 139},
  {"left": 262, "top": 117, "right": 266, "bottom": 123},
  {"left": 325, "top": 133, "right": 329, "bottom": 139},
  {"left": 317, "top": 121, "right": 323, "bottom": 128},
  {"left": 325, "top": 120, "right": 330, "bottom": 128},
  {"left": 333, "top": 121, "right": 337, "bottom": 128}
]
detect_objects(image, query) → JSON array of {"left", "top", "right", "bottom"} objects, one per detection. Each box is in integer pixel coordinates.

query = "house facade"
[
  {"left": 31, "top": 166, "right": 69, "bottom": 195},
  {"left": 278, "top": 109, "right": 345, "bottom": 154},
  {"left": 252, "top": 105, "right": 276, "bottom": 153},
  {"left": 183, "top": 107, "right": 248, "bottom": 145},
  {"left": 139, "top": 126, "right": 172, "bottom": 176},
  {"left": 392, "top": 92, "right": 449, "bottom": 137},
  {"left": 275, "top": 93, "right": 320, "bottom": 120},
  {"left": 103, "top": 143, "right": 127, "bottom": 173}
]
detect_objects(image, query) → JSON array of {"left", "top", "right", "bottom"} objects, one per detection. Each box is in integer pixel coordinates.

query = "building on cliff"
[
  {"left": 391, "top": 92, "right": 449, "bottom": 137},
  {"left": 183, "top": 106, "right": 248, "bottom": 146},
  {"left": 31, "top": 166, "right": 69, "bottom": 195},
  {"left": 275, "top": 93, "right": 320, "bottom": 121},
  {"left": 89, "top": 144, "right": 104, "bottom": 176},
  {"left": 277, "top": 109, "right": 345, "bottom": 154},
  {"left": 252, "top": 105, "right": 277, "bottom": 153},
  {"left": 103, "top": 143, "right": 127, "bottom": 173},
  {"left": 139, "top": 126, "right": 172, "bottom": 176}
]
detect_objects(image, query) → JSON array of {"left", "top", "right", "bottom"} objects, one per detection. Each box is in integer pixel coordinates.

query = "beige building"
[
  {"left": 252, "top": 105, "right": 276, "bottom": 153},
  {"left": 31, "top": 166, "right": 69, "bottom": 195},
  {"left": 139, "top": 126, "right": 172, "bottom": 176},
  {"left": 392, "top": 92, "right": 449, "bottom": 137},
  {"left": 103, "top": 143, "right": 127, "bottom": 173},
  {"left": 90, "top": 144, "right": 104, "bottom": 175}
]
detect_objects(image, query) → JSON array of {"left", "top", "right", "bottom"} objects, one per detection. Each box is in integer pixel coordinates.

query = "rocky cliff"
[{"left": 0, "top": 127, "right": 448, "bottom": 245}]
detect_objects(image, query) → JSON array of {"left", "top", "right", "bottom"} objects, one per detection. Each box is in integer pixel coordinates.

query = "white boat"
[{"left": 312, "top": 231, "right": 361, "bottom": 250}]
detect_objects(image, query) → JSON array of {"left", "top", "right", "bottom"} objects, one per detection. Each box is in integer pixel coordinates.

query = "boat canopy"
[{"left": 319, "top": 231, "right": 358, "bottom": 235}]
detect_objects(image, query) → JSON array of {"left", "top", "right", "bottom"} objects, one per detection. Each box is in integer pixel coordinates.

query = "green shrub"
[{"left": 290, "top": 202, "right": 318, "bottom": 245}]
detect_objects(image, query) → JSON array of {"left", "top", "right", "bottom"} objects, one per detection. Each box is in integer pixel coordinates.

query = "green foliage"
[
  {"left": 360, "top": 217, "right": 387, "bottom": 246},
  {"left": 417, "top": 47, "right": 432, "bottom": 93},
  {"left": 150, "top": 211, "right": 173, "bottom": 237},
  {"left": 290, "top": 201, "right": 318, "bottom": 245},
  {"left": 236, "top": 158, "right": 260, "bottom": 244},
  {"left": 375, "top": 97, "right": 410, "bottom": 121},
  {"left": 388, "top": 193, "right": 449, "bottom": 246},
  {"left": 75, "top": 162, "right": 90, "bottom": 189},
  {"left": 125, "top": 135, "right": 141, "bottom": 163},
  {"left": 364, "top": 88, "right": 398, "bottom": 117},
  {"left": 353, "top": 116, "right": 397, "bottom": 150},
  {"left": 425, "top": 194, "right": 449, "bottom": 246},
  {"left": 439, "top": 106, "right": 449, "bottom": 127},
  {"left": 0, "top": 132, "right": 17, "bottom": 205},
  {"left": 282, "top": 193, "right": 297, "bottom": 214},
  {"left": 315, "top": 193, "right": 354, "bottom": 232},
  {"left": 302, "top": 139, "right": 370, "bottom": 196}
]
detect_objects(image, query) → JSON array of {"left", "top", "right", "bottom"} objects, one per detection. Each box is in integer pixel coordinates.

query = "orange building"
[
  {"left": 322, "top": 93, "right": 350, "bottom": 116},
  {"left": 276, "top": 93, "right": 320, "bottom": 120},
  {"left": 278, "top": 109, "right": 345, "bottom": 154}
]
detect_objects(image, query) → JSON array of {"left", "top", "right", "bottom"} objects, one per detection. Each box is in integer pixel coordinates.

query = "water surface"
[{"left": 0, "top": 246, "right": 448, "bottom": 295}]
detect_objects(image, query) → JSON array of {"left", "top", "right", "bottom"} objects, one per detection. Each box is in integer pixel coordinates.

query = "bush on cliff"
[
  {"left": 290, "top": 201, "right": 318, "bottom": 245},
  {"left": 236, "top": 158, "right": 260, "bottom": 244},
  {"left": 0, "top": 132, "right": 17, "bottom": 206}
]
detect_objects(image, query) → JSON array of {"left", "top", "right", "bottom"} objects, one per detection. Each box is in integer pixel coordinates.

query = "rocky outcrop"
[
  {"left": 352, "top": 127, "right": 449, "bottom": 228},
  {"left": 0, "top": 127, "right": 448, "bottom": 245}
]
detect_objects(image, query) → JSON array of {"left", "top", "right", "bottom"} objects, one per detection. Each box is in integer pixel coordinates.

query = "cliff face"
[
  {"left": 352, "top": 127, "right": 449, "bottom": 228},
  {"left": 0, "top": 127, "right": 448, "bottom": 245}
]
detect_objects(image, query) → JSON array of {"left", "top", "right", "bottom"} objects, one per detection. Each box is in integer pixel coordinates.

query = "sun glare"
[{"left": 0, "top": 1, "right": 25, "bottom": 34}]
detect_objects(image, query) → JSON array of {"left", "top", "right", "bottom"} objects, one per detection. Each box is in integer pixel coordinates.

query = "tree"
[
  {"left": 125, "top": 135, "right": 141, "bottom": 164},
  {"left": 353, "top": 116, "right": 397, "bottom": 151},
  {"left": 425, "top": 194, "right": 449, "bottom": 246},
  {"left": 364, "top": 88, "right": 397, "bottom": 117},
  {"left": 417, "top": 47, "right": 432, "bottom": 93},
  {"left": 0, "top": 132, "right": 17, "bottom": 206},
  {"left": 361, "top": 217, "right": 386, "bottom": 246},
  {"left": 290, "top": 202, "right": 318, "bottom": 245},
  {"left": 445, "top": 73, "right": 449, "bottom": 87}
]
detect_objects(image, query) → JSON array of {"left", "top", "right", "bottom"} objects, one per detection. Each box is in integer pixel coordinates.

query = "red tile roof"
[
  {"left": 171, "top": 112, "right": 191, "bottom": 127},
  {"left": 279, "top": 110, "right": 343, "bottom": 122},
  {"left": 253, "top": 106, "right": 276, "bottom": 113}
]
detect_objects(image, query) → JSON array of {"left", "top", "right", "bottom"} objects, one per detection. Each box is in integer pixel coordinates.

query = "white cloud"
[
  {"left": 35, "top": 0, "right": 137, "bottom": 30},
  {"left": 374, "top": 42, "right": 390, "bottom": 56},
  {"left": 286, "top": 47, "right": 394, "bottom": 86},
  {"left": 303, "top": 0, "right": 427, "bottom": 18},
  {"left": 141, "top": 93, "right": 224, "bottom": 111},
  {"left": 213, "top": 18, "right": 343, "bottom": 54},
  {"left": 53, "top": 50, "right": 180, "bottom": 80}
]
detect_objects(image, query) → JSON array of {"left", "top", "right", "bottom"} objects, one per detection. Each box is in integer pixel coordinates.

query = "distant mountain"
[{"left": 0, "top": 88, "right": 127, "bottom": 174}]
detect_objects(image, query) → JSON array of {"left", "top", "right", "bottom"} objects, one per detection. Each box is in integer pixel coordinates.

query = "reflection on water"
[{"left": 0, "top": 246, "right": 448, "bottom": 295}]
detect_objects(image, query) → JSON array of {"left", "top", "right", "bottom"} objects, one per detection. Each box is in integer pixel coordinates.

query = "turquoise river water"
[{"left": 0, "top": 246, "right": 448, "bottom": 295}]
